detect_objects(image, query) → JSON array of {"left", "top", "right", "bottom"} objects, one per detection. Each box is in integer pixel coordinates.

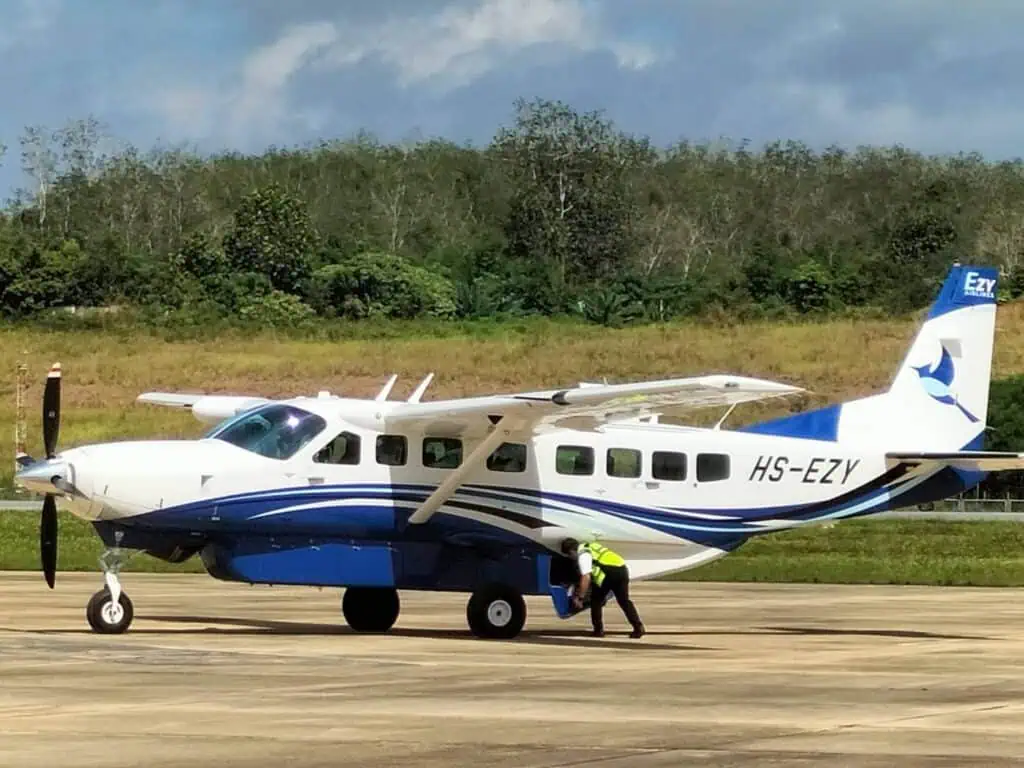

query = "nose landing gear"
[{"left": 85, "top": 547, "right": 134, "bottom": 634}]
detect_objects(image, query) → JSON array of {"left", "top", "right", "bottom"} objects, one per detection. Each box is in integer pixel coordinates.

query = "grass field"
[
  {"left": 6, "top": 301, "right": 1024, "bottom": 490},
  {"left": 7, "top": 307, "right": 1024, "bottom": 588},
  {"left": 3, "top": 511, "right": 1024, "bottom": 587}
]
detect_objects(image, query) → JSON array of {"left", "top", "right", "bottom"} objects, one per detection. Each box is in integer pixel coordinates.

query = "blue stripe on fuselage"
[{"left": 116, "top": 459, "right": 957, "bottom": 549}]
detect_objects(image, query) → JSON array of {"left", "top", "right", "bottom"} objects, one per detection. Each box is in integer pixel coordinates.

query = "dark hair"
[{"left": 560, "top": 538, "right": 579, "bottom": 554}]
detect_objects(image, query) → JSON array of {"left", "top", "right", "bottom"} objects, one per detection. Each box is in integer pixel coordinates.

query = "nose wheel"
[
  {"left": 86, "top": 585, "right": 134, "bottom": 633},
  {"left": 86, "top": 547, "right": 134, "bottom": 634}
]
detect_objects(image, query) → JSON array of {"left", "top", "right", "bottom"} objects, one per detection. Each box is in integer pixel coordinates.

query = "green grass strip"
[{"left": 3, "top": 512, "right": 1024, "bottom": 586}]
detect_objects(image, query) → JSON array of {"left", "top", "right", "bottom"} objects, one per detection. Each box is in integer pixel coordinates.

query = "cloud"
[
  {"left": 7, "top": 0, "right": 1024, "bottom": 207},
  {"left": 693, "top": 2, "right": 1024, "bottom": 157},
  {"left": 151, "top": 20, "right": 338, "bottom": 145},
  {"left": 319, "top": 0, "right": 661, "bottom": 88},
  {"left": 766, "top": 79, "right": 1024, "bottom": 157},
  {"left": 147, "top": 0, "right": 661, "bottom": 145},
  {"left": 233, "top": 21, "right": 338, "bottom": 132},
  {"left": 0, "top": 0, "right": 61, "bottom": 51}
]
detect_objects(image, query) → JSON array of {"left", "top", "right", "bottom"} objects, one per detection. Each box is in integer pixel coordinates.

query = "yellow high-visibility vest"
[{"left": 579, "top": 542, "right": 625, "bottom": 585}]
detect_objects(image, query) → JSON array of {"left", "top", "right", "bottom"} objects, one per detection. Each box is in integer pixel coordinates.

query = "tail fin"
[{"left": 741, "top": 263, "right": 999, "bottom": 451}]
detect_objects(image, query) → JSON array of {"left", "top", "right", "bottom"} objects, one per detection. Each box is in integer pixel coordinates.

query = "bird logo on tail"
[{"left": 913, "top": 343, "right": 978, "bottom": 422}]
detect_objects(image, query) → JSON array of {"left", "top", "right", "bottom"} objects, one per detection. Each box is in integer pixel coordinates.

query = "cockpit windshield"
[{"left": 206, "top": 403, "right": 326, "bottom": 460}]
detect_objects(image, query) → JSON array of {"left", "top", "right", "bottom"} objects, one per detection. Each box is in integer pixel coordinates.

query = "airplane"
[{"left": 14, "top": 262, "right": 1024, "bottom": 639}]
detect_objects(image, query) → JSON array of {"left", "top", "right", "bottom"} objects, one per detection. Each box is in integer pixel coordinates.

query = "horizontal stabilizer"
[
  {"left": 136, "top": 392, "right": 270, "bottom": 424},
  {"left": 886, "top": 450, "right": 1024, "bottom": 472}
]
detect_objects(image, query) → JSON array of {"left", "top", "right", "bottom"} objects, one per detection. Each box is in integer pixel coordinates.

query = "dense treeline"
[{"left": 2, "top": 98, "right": 1022, "bottom": 329}]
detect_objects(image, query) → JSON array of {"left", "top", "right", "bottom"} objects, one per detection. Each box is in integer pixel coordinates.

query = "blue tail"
[{"left": 738, "top": 263, "right": 999, "bottom": 452}]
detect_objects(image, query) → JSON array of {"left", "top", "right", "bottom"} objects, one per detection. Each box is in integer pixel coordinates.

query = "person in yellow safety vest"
[{"left": 560, "top": 538, "right": 645, "bottom": 638}]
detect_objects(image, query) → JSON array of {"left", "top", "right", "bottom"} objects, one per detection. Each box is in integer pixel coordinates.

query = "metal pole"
[{"left": 15, "top": 355, "right": 27, "bottom": 490}]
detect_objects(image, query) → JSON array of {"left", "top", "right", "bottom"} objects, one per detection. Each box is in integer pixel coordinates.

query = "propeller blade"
[
  {"left": 43, "top": 362, "right": 61, "bottom": 460},
  {"left": 41, "top": 494, "right": 57, "bottom": 589}
]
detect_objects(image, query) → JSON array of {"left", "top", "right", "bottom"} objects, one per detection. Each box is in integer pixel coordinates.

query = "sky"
[{"left": 1, "top": 0, "right": 1023, "bottom": 200}]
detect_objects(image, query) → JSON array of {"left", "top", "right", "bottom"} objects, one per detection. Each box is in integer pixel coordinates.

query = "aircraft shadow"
[
  {"left": 758, "top": 625, "right": 992, "bottom": 641},
  {"left": 625, "top": 625, "right": 991, "bottom": 641},
  {"left": 132, "top": 617, "right": 990, "bottom": 644},
  {"left": 117, "top": 614, "right": 709, "bottom": 651},
  {"left": 17, "top": 618, "right": 985, "bottom": 647}
]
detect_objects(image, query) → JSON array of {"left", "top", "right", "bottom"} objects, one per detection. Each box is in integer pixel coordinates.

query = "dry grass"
[{"left": 5, "top": 302, "right": 1024, "bottom": 488}]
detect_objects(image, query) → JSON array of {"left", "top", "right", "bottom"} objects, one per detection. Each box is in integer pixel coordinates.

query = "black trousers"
[{"left": 590, "top": 564, "right": 642, "bottom": 630}]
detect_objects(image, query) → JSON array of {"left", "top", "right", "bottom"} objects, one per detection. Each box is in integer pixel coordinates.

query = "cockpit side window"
[
  {"left": 207, "top": 404, "right": 326, "bottom": 460},
  {"left": 314, "top": 431, "right": 361, "bottom": 465}
]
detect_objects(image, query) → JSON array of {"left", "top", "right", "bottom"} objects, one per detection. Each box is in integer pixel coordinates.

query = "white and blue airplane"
[{"left": 14, "top": 262, "right": 1024, "bottom": 638}]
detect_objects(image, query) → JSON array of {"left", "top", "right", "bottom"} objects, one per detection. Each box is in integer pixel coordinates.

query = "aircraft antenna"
[
  {"left": 375, "top": 374, "right": 398, "bottom": 402},
  {"left": 408, "top": 373, "right": 434, "bottom": 403}
]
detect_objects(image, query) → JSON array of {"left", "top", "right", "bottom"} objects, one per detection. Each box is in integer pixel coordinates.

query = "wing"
[
  {"left": 377, "top": 374, "right": 804, "bottom": 439},
  {"left": 886, "top": 451, "right": 1024, "bottom": 473},
  {"left": 387, "top": 374, "right": 803, "bottom": 526},
  {"left": 136, "top": 392, "right": 271, "bottom": 424}
]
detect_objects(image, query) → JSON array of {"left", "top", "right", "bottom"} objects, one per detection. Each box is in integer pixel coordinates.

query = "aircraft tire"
[
  {"left": 466, "top": 584, "right": 526, "bottom": 639},
  {"left": 85, "top": 588, "right": 134, "bottom": 634},
  {"left": 342, "top": 587, "right": 400, "bottom": 633}
]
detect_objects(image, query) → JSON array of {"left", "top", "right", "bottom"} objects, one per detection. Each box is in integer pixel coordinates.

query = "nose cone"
[
  {"left": 14, "top": 458, "right": 67, "bottom": 495},
  {"left": 15, "top": 448, "right": 92, "bottom": 502}
]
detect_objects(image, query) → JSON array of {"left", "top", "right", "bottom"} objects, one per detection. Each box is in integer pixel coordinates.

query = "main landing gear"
[
  {"left": 341, "top": 587, "right": 401, "bottom": 633},
  {"left": 340, "top": 583, "right": 527, "bottom": 639},
  {"left": 466, "top": 583, "right": 526, "bottom": 639},
  {"left": 85, "top": 548, "right": 134, "bottom": 634}
]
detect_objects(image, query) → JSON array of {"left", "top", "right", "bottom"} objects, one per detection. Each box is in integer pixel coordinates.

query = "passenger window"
[
  {"left": 376, "top": 434, "right": 407, "bottom": 466},
  {"left": 487, "top": 442, "right": 527, "bottom": 473},
  {"left": 606, "top": 448, "right": 641, "bottom": 478},
  {"left": 652, "top": 451, "right": 686, "bottom": 481},
  {"left": 423, "top": 437, "right": 462, "bottom": 469},
  {"left": 697, "top": 453, "right": 730, "bottom": 482},
  {"left": 313, "top": 431, "right": 361, "bottom": 465},
  {"left": 556, "top": 445, "right": 594, "bottom": 475}
]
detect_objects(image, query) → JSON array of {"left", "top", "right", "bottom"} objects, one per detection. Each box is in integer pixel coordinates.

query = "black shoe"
[
  {"left": 592, "top": 628, "right": 605, "bottom": 637},
  {"left": 630, "top": 624, "right": 645, "bottom": 638}
]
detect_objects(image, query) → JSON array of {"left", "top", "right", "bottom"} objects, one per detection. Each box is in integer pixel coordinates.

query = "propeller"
[{"left": 40, "top": 362, "right": 61, "bottom": 589}]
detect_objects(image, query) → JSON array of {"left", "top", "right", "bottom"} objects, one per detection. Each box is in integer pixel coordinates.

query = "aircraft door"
[
  {"left": 641, "top": 449, "right": 693, "bottom": 505},
  {"left": 306, "top": 428, "right": 365, "bottom": 485}
]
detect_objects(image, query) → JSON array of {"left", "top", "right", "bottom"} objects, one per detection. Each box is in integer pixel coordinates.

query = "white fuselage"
[{"left": 35, "top": 396, "right": 916, "bottom": 581}]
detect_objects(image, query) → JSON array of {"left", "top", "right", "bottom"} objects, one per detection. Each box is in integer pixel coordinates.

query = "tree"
[
  {"left": 222, "top": 184, "right": 317, "bottom": 295},
  {"left": 492, "top": 98, "right": 652, "bottom": 298},
  {"left": 978, "top": 376, "right": 1024, "bottom": 498},
  {"left": 19, "top": 125, "right": 57, "bottom": 226},
  {"left": 308, "top": 252, "right": 457, "bottom": 320},
  {"left": 4, "top": 101, "right": 1023, "bottom": 324}
]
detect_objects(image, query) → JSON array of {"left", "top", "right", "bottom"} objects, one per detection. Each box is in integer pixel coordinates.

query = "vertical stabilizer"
[
  {"left": 884, "top": 264, "right": 998, "bottom": 439},
  {"left": 740, "top": 263, "right": 999, "bottom": 451}
]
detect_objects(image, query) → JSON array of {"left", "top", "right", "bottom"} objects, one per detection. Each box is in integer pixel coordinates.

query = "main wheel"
[
  {"left": 85, "top": 587, "right": 134, "bottom": 634},
  {"left": 342, "top": 587, "right": 400, "bottom": 633},
  {"left": 467, "top": 584, "right": 526, "bottom": 639}
]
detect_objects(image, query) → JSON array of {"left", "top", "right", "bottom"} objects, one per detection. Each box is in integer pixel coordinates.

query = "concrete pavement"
[{"left": 1, "top": 574, "right": 1024, "bottom": 766}]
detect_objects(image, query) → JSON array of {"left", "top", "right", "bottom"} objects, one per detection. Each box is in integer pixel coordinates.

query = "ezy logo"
[
  {"left": 964, "top": 271, "right": 995, "bottom": 299},
  {"left": 913, "top": 342, "right": 978, "bottom": 423}
]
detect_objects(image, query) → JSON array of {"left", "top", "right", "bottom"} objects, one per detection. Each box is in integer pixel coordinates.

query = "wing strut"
[{"left": 406, "top": 417, "right": 514, "bottom": 525}]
